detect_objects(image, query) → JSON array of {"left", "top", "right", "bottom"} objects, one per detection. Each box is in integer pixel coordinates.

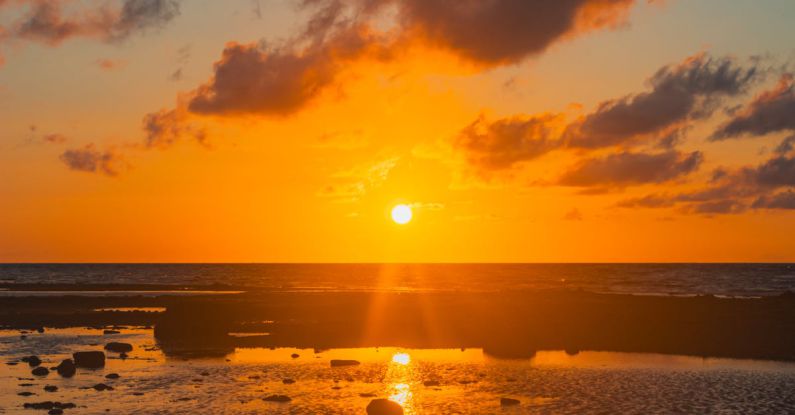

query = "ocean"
[{"left": 2, "top": 263, "right": 795, "bottom": 297}]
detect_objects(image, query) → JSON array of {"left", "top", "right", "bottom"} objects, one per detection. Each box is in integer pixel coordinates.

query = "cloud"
[
  {"left": 452, "top": 113, "right": 564, "bottom": 171},
  {"left": 59, "top": 144, "right": 125, "bottom": 176},
  {"left": 42, "top": 133, "right": 67, "bottom": 144},
  {"left": 5, "top": 0, "right": 180, "bottom": 46},
  {"left": 187, "top": 25, "right": 388, "bottom": 116},
  {"left": 142, "top": 107, "right": 206, "bottom": 149},
  {"left": 96, "top": 58, "right": 125, "bottom": 70},
  {"left": 564, "top": 53, "right": 759, "bottom": 149},
  {"left": 319, "top": 156, "right": 400, "bottom": 202},
  {"left": 563, "top": 208, "right": 583, "bottom": 220},
  {"left": 752, "top": 190, "right": 795, "bottom": 210},
  {"left": 558, "top": 150, "right": 703, "bottom": 187},
  {"left": 711, "top": 74, "right": 795, "bottom": 140},
  {"left": 376, "top": 0, "right": 636, "bottom": 65}
]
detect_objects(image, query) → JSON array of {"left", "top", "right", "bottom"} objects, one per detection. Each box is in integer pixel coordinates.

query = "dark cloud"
[
  {"left": 59, "top": 144, "right": 125, "bottom": 176},
  {"left": 711, "top": 74, "right": 795, "bottom": 140},
  {"left": 9, "top": 0, "right": 180, "bottom": 46},
  {"left": 774, "top": 135, "right": 795, "bottom": 155},
  {"left": 43, "top": 133, "right": 67, "bottom": 144},
  {"left": 187, "top": 23, "right": 388, "bottom": 115},
  {"left": 753, "top": 154, "right": 795, "bottom": 187},
  {"left": 752, "top": 190, "right": 795, "bottom": 210},
  {"left": 564, "top": 54, "right": 759, "bottom": 149},
  {"left": 142, "top": 108, "right": 206, "bottom": 148},
  {"left": 379, "top": 0, "right": 636, "bottom": 65},
  {"left": 684, "top": 199, "right": 747, "bottom": 215},
  {"left": 453, "top": 114, "right": 563, "bottom": 171},
  {"left": 558, "top": 150, "right": 703, "bottom": 187}
]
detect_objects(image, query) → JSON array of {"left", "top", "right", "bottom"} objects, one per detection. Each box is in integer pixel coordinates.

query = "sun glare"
[
  {"left": 391, "top": 204, "right": 413, "bottom": 225},
  {"left": 392, "top": 352, "right": 411, "bottom": 365}
]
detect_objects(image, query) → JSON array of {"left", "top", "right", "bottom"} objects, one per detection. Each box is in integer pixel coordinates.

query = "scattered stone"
[
  {"left": 104, "top": 342, "right": 133, "bottom": 353},
  {"left": 48, "top": 409, "right": 63, "bottom": 415},
  {"left": 331, "top": 386, "right": 342, "bottom": 390},
  {"left": 330, "top": 359, "right": 360, "bottom": 367},
  {"left": 32, "top": 367, "right": 49, "bottom": 376},
  {"left": 263, "top": 394, "right": 291, "bottom": 403},
  {"left": 23, "top": 402, "right": 76, "bottom": 410},
  {"left": 366, "top": 398, "right": 404, "bottom": 415},
  {"left": 500, "top": 397, "right": 520, "bottom": 406},
  {"left": 19, "top": 383, "right": 35, "bottom": 386},
  {"left": 119, "top": 352, "right": 129, "bottom": 359},
  {"left": 6, "top": 361, "right": 19, "bottom": 365},
  {"left": 44, "top": 385, "right": 58, "bottom": 392},
  {"left": 56, "top": 359, "right": 76, "bottom": 377},
  {"left": 200, "top": 371, "right": 210, "bottom": 376},
  {"left": 132, "top": 392, "right": 144, "bottom": 396},
  {"left": 18, "top": 391, "right": 35, "bottom": 396},
  {"left": 359, "top": 393, "right": 377, "bottom": 398},
  {"left": 291, "top": 353, "right": 299, "bottom": 359},
  {"left": 93, "top": 383, "right": 114, "bottom": 391},
  {"left": 105, "top": 373, "right": 120, "bottom": 379},
  {"left": 282, "top": 378, "right": 295, "bottom": 384},
  {"left": 20, "top": 335, "right": 27, "bottom": 340},
  {"left": 22, "top": 356, "right": 42, "bottom": 367},
  {"left": 423, "top": 380, "right": 440, "bottom": 387},
  {"left": 103, "top": 330, "right": 121, "bottom": 335},
  {"left": 73, "top": 351, "right": 105, "bottom": 368}
]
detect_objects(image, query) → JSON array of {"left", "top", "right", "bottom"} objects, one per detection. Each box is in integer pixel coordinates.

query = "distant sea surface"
[{"left": 2, "top": 263, "right": 795, "bottom": 297}]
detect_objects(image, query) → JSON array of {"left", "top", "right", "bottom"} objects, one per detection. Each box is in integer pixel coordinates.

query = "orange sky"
[{"left": 1, "top": 0, "right": 795, "bottom": 262}]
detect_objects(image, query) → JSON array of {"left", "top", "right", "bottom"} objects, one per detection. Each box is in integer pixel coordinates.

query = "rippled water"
[
  {"left": 3, "top": 263, "right": 795, "bottom": 297},
  {"left": 2, "top": 328, "right": 795, "bottom": 414}
]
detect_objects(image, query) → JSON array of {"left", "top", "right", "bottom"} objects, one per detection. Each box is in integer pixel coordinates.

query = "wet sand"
[{"left": 2, "top": 287, "right": 795, "bottom": 413}]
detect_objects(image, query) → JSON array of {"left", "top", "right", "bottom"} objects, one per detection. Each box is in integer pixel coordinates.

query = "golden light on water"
[
  {"left": 391, "top": 204, "right": 413, "bottom": 224},
  {"left": 392, "top": 352, "right": 411, "bottom": 365}
]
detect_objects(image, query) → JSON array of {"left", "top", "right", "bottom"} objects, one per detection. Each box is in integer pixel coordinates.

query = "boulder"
[
  {"left": 105, "top": 373, "right": 120, "bottom": 379},
  {"left": 56, "top": 359, "right": 76, "bottom": 377},
  {"left": 263, "top": 394, "right": 291, "bottom": 403},
  {"left": 32, "top": 367, "right": 49, "bottom": 376},
  {"left": 22, "top": 356, "right": 42, "bottom": 367},
  {"left": 500, "top": 397, "right": 520, "bottom": 406},
  {"left": 291, "top": 353, "right": 300, "bottom": 359},
  {"left": 73, "top": 351, "right": 105, "bottom": 368},
  {"left": 104, "top": 342, "right": 133, "bottom": 353},
  {"left": 44, "top": 385, "right": 58, "bottom": 392},
  {"left": 366, "top": 399, "right": 404, "bottom": 415},
  {"left": 330, "top": 359, "right": 360, "bottom": 367}
]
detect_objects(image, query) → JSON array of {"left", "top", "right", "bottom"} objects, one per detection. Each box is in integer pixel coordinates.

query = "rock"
[
  {"left": 20, "top": 335, "right": 27, "bottom": 340},
  {"left": 104, "top": 342, "right": 133, "bottom": 353},
  {"left": 200, "top": 371, "right": 210, "bottom": 376},
  {"left": 48, "top": 410, "right": 63, "bottom": 415},
  {"left": 133, "top": 392, "right": 144, "bottom": 396},
  {"left": 366, "top": 398, "right": 404, "bottom": 415},
  {"left": 23, "top": 402, "right": 76, "bottom": 410},
  {"left": 331, "top": 386, "right": 342, "bottom": 390},
  {"left": 19, "top": 383, "right": 35, "bottom": 386},
  {"left": 500, "top": 397, "right": 520, "bottom": 406},
  {"left": 105, "top": 373, "right": 120, "bottom": 379},
  {"left": 32, "top": 367, "right": 49, "bottom": 376},
  {"left": 330, "top": 359, "right": 360, "bottom": 367},
  {"left": 263, "top": 394, "right": 291, "bottom": 403},
  {"left": 18, "top": 391, "right": 35, "bottom": 396},
  {"left": 36, "top": 327, "right": 45, "bottom": 333},
  {"left": 291, "top": 353, "right": 299, "bottom": 359},
  {"left": 56, "top": 359, "right": 76, "bottom": 377},
  {"left": 103, "top": 330, "right": 121, "bottom": 335},
  {"left": 93, "top": 383, "right": 114, "bottom": 391},
  {"left": 359, "top": 393, "right": 377, "bottom": 398},
  {"left": 119, "top": 352, "right": 129, "bottom": 359},
  {"left": 44, "top": 385, "right": 58, "bottom": 392},
  {"left": 73, "top": 351, "right": 105, "bottom": 368},
  {"left": 22, "top": 356, "right": 42, "bottom": 367},
  {"left": 6, "top": 361, "right": 19, "bottom": 365},
  {"left": 282, "top": 378, "right": 295, "bottom": 384},
  {"left": 423, "top": 380, "right": 440, "bottom": 387}
]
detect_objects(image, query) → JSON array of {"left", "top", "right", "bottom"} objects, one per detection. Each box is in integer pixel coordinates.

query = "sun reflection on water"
[{"left": 392, "top": 352, "right": 411, "bottom": 365}]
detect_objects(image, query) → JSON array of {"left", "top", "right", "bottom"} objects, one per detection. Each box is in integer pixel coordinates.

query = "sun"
[{"left": 391, "top": 204, "right": 413, "bottom": 224}]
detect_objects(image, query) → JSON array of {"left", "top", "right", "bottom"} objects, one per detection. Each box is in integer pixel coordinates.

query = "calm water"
[
  {"left": 2, "top": 263, "right": 795, "bottom": 297},
  {"left": 2, "top": 328, "right": 795, "bottom": 414}
]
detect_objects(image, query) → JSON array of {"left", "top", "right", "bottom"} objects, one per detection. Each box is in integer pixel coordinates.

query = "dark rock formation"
[
  {"left": 330, "top": 359, "right": 360, "bottom": 367},
  {"left": 73, "top": 351, "right": 105, "bottom": 368},
  {"left": 104, "top": 342, "right": 133, "bottom": 353},
  {"left": 366, "top": 399, "right": 404, "bottom": 415}
]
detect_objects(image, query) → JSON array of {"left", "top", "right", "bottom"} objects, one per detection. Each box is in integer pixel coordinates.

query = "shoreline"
[{"left": 3, "top": 288, "right": 795, "bottom": 362}]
